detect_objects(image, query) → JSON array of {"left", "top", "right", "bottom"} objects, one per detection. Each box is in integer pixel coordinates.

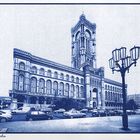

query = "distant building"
[
  {"left": 127, "top": 94, "right": 140, "bottom": 107},
  {"left": 9, "top": 14, "right": 124, "bottom": 110}
]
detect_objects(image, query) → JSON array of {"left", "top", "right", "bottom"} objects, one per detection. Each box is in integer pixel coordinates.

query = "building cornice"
[
  {"left": 104, "top": 78, "right": 127, "bottom": 87},
  {"left": 14, "top": 48, "right": 84, "bottom": 76}
]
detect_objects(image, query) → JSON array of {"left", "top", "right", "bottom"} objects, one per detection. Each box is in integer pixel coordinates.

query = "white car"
[
  {"left": 0, "top": 110, "right": 12, "bottom": 122},
  {"left": 64, "top": 109, "right": 86, "bottom": 118},
  {"left": 12, "top": 106, "right": 31, "bottom": 114},
  {"left": 54, "top": 108, "right": 66, "bottom": 113}
]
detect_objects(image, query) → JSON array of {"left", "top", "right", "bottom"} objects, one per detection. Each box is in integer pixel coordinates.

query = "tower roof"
[
  {"left": 71, "top": 14, "right": 96, "bottom": 34},
  {"left": 80, "top": 14, "right": 86, "bottom": 20}
]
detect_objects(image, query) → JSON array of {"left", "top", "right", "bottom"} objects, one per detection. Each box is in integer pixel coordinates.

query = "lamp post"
[{"left": 109, "top": 46, "right": 140, "bottom": 130}]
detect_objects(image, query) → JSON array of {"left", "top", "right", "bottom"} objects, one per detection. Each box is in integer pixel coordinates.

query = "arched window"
[
  {"left": 18, "top": 75, "right": 24, "bottom": 91},
  {"left": 53, "top": 81, "right": 58, "bottom": 95},
  {"left": 108, "top": 85, "right": 110, "bottom": 90},
  {"left": 111, "top": 92, "right": 113, "bottom": 100},
  {"left": 105, "top": 85, "right": 107, "bottom": 90},
  {"left": 76, "top": 77, "right": 79, "bottom": 83},
  {"left": 31, "top": 77, "right": 37, "bottom": 93},
  {"left": 31, "top": 66, "right": 37, "bottom": 74},
  {"left": 80, "top": 86, "right": 84, "bottom": 98},
  {"left": 75, "top": 31, "right": 80, "bottom": 40},
  {"left": 105, "top": 91, "right": 107, "bottom": 100},
  {"left": 113, "top": 87, "right": 114, "bottom": 91},
  {"left": 54, "top": 71, "right": 58, "bottom": 79},
  {"left": 95, "top": 80, "right": 97, "bottom": 86},
  {"left": 66, "top": 74, "right": 69, "bottom": 81},
  {"left": 39, "top": 68, "right": 45, "bottom": 76},
  {"left": 46, "top": 80, "right": 52, "bottom": 94},
  {"left": 85, "top": 29, "right": 91, "bottom": 39},
  {"left": 47, "top": 70, "right": 52, "bottom": 77},
  {"left": 108, "top": 91, "right": 110, "bottom": 100},
  {"left": 39, "top": 79, "right": 45, "bottom": 93},
  {"left": 65, "top": 83, "right": 69, "bottom": 96},
  {"left": 59, "top": 82, "right": 64, "bottom": 95},
  {"left": 76, "top": 85, "right": 79, "bottom": 97},
  {"left": 19, "top": 62, "right": 25, "bottom": 70},
  {"left": 70, "top": 84, "right": 74, "bottom": 97},
  {"left": 81, "top": 78, "right": 84, "bottom": 84},
  {"left": 60, "top": 73, "right": 64, "bottom": 80},
  {"left": 110, "top": 86, "right": 112, "bottom": 91},
  {"left": 71, "top": 76, "right": 74, "bottom": 82}
]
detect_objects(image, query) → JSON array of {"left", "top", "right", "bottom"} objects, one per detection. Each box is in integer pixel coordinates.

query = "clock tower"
[{"left": 71, "top": 14, "right": 96, "bottom": 70}]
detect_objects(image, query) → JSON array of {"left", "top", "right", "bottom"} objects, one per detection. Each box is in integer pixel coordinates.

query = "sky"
[{"left": 0, "top": 5, "right": 140, "bottom": 96}]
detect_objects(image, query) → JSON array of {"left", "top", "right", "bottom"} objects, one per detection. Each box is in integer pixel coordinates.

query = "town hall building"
[{"left": 9, "top": 14, "right": 124, "bottom": 110}]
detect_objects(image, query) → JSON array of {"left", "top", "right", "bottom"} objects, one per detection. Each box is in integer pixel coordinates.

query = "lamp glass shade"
[
  {"left": 120, "top": 47, "right": 126, "bottom": 59},
  {"left": 123, "top": 56, "right": 131, "bottom": 68},
  {"left": 112, "top": 49, "right": 120, "bottom": 62},
  {"left": 109, "top": 58, "right": 115, "bottom": 69},
  {"left": 130, "top": 46, "right": 140, "bottom": 61}
]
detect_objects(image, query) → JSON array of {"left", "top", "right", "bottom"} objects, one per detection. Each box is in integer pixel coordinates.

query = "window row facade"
[
  {"left": 16, "top": 75, "right": 84, "bottom": 98},
  {"left": 105, "top": 91, "right": 122, "bottom": 102},
  {"left": 90, "top": 78, "right": 101, "bottom": 87},
  {"left": 105, "top": 84, "right": 122, "bottom": 93},
  {"left": 17, "top": 62, "right": 84, "bottom": 84}
]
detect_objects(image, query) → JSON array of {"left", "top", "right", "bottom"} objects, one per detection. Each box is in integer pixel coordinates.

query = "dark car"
[
  {"left": 53, "top": 108, "right": 66, "bottom": 119},
  {"left": 26, "top": 111, "right": 53, "bottom": 121},
  {"left": 90, "top": 109, "right": 99, "bottom": 117},
  {"left": 98, "top": 109, "right": 107, "bottom": 116},
  {"left": 80, "top": 109, "right": 89, "bottom": 113},
  {"left": 114, "top": 110, "right": 123, "bottom": 116},
  {"left": 108, "top": 110, "right": 116, "bottom": 116}
]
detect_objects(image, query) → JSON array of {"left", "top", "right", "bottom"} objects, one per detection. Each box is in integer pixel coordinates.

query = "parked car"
[
  {"left": 80, "top": 109, "right": 89, "bottom": 113},
  {"left": 135, "top": 109, "right": 140, "bottom": 114},
  {"left": 98, "top": 109, "right": 107, "bottom": 116},
  {"left": 54, "top": 108, "right": 65, "bottom": 113},
  {"left": 53, "top": 108, "right": 66, "bottom": 119},
  {"left": 127, "top": 110, "right": 136, "bottom": 115},
  {"left": 12, "top": 106, "right": 31, "bottom": 114},
  {"left": 90, "top": 109, "right": 99, "bottom": 117},
  {"left": 108, "top": 110, "right": 116, "bottom": 116},
  {"left": 41, "top": 108, "right": 52, "bottom": 113},
  {"left": 0, "top": 110, "right": 12, "bottom": 123},
  {"left": 64, "top": 109, "right": 86, "bottom": 118},
  {"left": 80, "top": 108, "right": 93, "bottom": 117},
  {"left": 26, "top": 111, "right": 53, "bottom": 121},
  {"left": 114, "top": 110, "right": 123, "bottom": 116}
]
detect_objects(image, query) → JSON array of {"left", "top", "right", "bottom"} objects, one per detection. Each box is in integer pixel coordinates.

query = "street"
[{"left": 0, "top": 115, "right": 140, "bottom": 133}]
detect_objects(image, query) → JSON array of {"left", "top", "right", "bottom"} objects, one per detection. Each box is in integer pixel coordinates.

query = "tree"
[{"left": 126, "top": 99, "right": 138, "bottom": 110}]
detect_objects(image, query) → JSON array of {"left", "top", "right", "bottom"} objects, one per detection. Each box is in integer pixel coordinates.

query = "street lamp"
[{"left": 109, "top": 46, "right": 140, "bottom": 130}]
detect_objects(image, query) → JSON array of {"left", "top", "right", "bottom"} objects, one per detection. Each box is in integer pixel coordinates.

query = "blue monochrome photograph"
[{"left": 0, "top": 4, "right": 140, "bottom": 133}]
